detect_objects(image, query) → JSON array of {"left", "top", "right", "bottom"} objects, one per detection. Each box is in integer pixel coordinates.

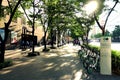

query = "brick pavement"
[{"left": 0, "top": 44, "right": 120, "bottom": 80}]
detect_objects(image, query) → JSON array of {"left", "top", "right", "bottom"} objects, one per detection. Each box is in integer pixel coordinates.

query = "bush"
[
  {"left": 88, "top": 45, "right": 120, "bottom": 75},
  {"left": 0, "top": 60, "right": 13, "bottom": 69},
  {"left": 112, "top": 50, "right": 120, "bottom": 74}
]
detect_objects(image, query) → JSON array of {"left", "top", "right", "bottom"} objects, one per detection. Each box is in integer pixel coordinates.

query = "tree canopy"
[
  {"left": 0, "top": 0, "right": 107, "bottom": 63},
  {"left": 112, "top": 25, "right": 120, "bottom": 40}
]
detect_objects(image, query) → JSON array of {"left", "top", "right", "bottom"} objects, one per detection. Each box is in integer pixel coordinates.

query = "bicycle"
[
  {"left": 86, "top": 49, "right": 100, "bottom": 74},
  {"left": 78, "top": 45, "right": 100, "bottom": 74}
]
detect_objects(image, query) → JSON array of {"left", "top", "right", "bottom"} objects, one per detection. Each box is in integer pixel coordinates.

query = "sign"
[
  {"left": 11, "top": 31, "right": 17, "bottom": 43},
  {"left": 22, "top": 34, "right": 37, "bottom": 45},
  {"left": 100, "top": 37, "right": 111, "bottom": 75}
]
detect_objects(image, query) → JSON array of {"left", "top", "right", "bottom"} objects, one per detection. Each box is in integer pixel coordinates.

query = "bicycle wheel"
[
  {"left": 87, "top": 66, "right": 94, "bottom": 74},
  {"left": 78, "top": 50, "right": 82, "bottom": 57},
  {"left": 83, "top": 57, "right": 89, "bottom": 69},
  {"left": 79, "top": 50, "right": 85, "bottom": 61},
  {"left": 95, "top": 59, "right": 100, "bottom": 72}
]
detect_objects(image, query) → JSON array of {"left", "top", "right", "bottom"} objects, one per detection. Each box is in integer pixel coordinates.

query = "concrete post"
[{"left": 100, "top": 37, "right": 111, "bottom": 75}]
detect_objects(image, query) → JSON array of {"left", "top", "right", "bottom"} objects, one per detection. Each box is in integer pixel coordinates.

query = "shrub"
[
  {"left": 0, "top": 60, "right": 13, "bottom": 69},
  {"left": 88, "top": 45, "right": 120, "bottom": 75}
]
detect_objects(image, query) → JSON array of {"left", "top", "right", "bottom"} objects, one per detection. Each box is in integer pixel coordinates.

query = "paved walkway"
[{"left": 0, "top": 44, "right": 120, "bottom": 80}]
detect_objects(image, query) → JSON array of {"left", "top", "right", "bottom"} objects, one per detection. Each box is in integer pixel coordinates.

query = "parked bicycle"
[{"left": 78, "top": 45, "right": 100, "bottom": 74}]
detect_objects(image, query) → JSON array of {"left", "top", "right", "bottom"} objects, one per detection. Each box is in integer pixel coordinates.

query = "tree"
[
  {"left": 70, "top": 22, "right": 83, "bottom": 39},
  {"left": 112, "top": 25, "right": 120, "bottom": 41},
  {"left": 0, "top": 0, "right": 3, "bottom": 18},
  {"left": 94, "top": 0, "right": 118, "bottom": 36},
  {"left": 37, "top": 0, "right": 49, "bottom": 51},
  {"left": 53, "top": 0, "right": 75, "bottom": 46},
  {"left": 74, "top": 16, "right": 95, "bottom": 44},
  {"left": 93, "top": 33, "right": 102, "bottom": 38},
  {"left": 44, "top": 0, "right": 57, "bottom": 48},
  {"left": 0, "top": 0, "right": 2, "bottom": 6},
  {"left": 66, "top": 0, "right": 105, "bottom": 45},
  {"left": 105, "top": 29, "right": 111, "bottom": 36},
  {"left": 48, "top": 0, "right": 80, "bottom": 47},
  {"left": 0, "top": 0, "right": 22, "bottom": 63},
  {"left": 93, "top": 30, "right": 110, "bottom": 39},
  {"left": 45, "top": 0, "right": 77, "bottom": 47},
  {"left": 20, "top": 0, "right": 42, "bottom": 54}
]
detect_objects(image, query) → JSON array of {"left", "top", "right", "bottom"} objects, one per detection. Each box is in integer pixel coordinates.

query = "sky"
[
  {"left": 88, "top": 0, "right": 120, "bottom": 38},
  {"left": 98, "top": 0, "right": 120, "bottom": 32},
  {"left": 76, "top": 0, "right": 120, "bottom": 33}
]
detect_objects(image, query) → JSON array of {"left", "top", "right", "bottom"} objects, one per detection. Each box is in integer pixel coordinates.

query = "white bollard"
[{"left": 100, "top": 37, "right": 111, "bottom": 75}]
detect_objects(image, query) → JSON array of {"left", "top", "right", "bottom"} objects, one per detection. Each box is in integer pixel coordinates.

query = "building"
[{"left": 0, "top": 0, "right": 44, "bottom": 47}]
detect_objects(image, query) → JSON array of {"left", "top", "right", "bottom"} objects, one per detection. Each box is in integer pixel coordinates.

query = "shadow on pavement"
[{"left": 0, "top": 44, "right": 120, "bottom": 80}]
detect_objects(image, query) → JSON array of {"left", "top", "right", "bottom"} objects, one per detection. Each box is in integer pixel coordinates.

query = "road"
[{"left": 89, "top": 41, "right": 120, "bottom": 51}]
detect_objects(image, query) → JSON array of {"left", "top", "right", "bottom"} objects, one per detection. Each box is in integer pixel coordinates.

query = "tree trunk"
[
  {"left": 43, "top": 31, "right": 47, "bottom": 50},
  {"left": 102, "top": 29, "right": 105, "bottom": 36},
  {"left": 50, "top": 28, "right": 54, "bottom": 48},
  {"left": 0, "top": 0, "right": 2, "bottom": 17},
  {"left": 57, "top": 29, "right": 60, "bottom": 47},
  {"left": 0, "top": 23, "right": 10, "bottom": 63},
  {"left": 81, "top": 36, "right": 86, "bottom": 45},
  {"left": 86, "top": 29, "right": 90, "bottom": 45},
  {"left": 31, "top": 24, "right": 35, "bottom": 54},
  {"left": 0, "top": 0, "right": 2, "bottom": 6},
  {"left": 0, "top": 42, "right": 5, "bottom": 63},
  {"left": 31, "top": 1, "right": 35, "bottom": 54},
  {"left": 0, "top": 0, "right": 22, "bottom": 63}
]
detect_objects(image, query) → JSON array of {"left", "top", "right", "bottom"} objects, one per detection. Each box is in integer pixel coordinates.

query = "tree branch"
[
  {"left": 0, "top": 0, "right": 2, "bottom": 7},
  {"left": 4, "top": 0, "right": 22, "bottom": 42},
  {"left": 0, "top": 0, "right": 2, "bottom": 16},
  {"left": 7, "top": 0, "right": 22, "bottom": 27},
  {"left": 20, "top": 4, "right": 32, "bottom": 24},
  {"left": 0, "top": 35, "right": 3, "bottom": 42},
  {"left": 94, "top": 13, "right": 103, "bottom": 30},
  {"left": 7, "top": 0, "right": 12, "bottom": 13},
  {"left": 104, "top": 0, "right": 118, "bottom": 28},
  {"left": 35, "top": 9, "right": 41, "bottom": 17},
  {"left": 34, "top": 0, "right": 41, "bottom": 6}
]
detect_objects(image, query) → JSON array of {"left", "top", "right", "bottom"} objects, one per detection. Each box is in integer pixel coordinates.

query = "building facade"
[{"left": 0, "top": 0, "right": 44, "bottom": 47}]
